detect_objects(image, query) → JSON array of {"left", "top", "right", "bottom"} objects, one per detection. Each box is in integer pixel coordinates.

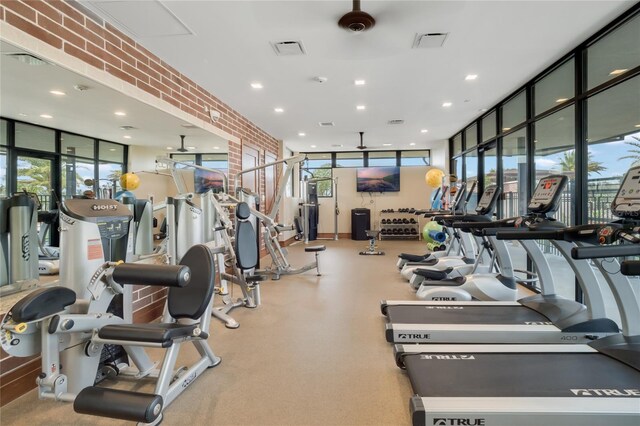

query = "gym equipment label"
[{"left": 87, "top": 239, "right": 103, "bottom": 260}]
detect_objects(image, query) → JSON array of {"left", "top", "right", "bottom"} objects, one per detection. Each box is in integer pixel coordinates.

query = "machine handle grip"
[
  {"left": 112, "top": 264, "right": 191, "bottom": 287},
  {"left": 495, "top": 230, "right": 563, "bottom": 240},
  {"left": 621, "top": 260, "right": 640, "bottom": 276},
  {"left": 482, "top": 227, "right": 525, "bottom": 236},
  {"left": 571, "top": 244, "right": 640, "bottom": 260},
  {"left": 452, "top": 221, "right": 504, "bottom": 229}
]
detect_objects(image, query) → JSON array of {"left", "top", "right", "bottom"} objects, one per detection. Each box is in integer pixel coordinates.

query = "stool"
[
  {"left": 360, "top": 230, "right": 384, "bottom": 256},
  {"left": 305, "top": 245, "right": 326, "bottom": 276}
]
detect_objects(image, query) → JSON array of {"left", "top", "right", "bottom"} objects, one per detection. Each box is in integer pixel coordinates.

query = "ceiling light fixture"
[
  {"left": 383, "top": 143, "right": 392, "bottom": 146},
  {"left": 356, "top": 105, "right": 366, "bottom": 110},
  {"left": 442, "top": 102, "right": 452, "bottom": 108},
  {"left": 409, "top": 143, "right": 416, "bottom": 146},
  {"left": 635, "top": 124, "right": 640, "bottom": 128},
  {"left": 555, "top": 98, "right": 569, "bottom": 103},
  {"left": 465, "top": 74, "right": 478, "bottom": 81},
  {"left": 49, "top": 90, "right": 66, "bottom": 96},
  {"left": 310, "top": 145, "right": 317, "bottom": 148},
  {"left": 609, "top": 69, "right": 628, "bottom": 76},
  {"left": 166, "top": 146, "right": 173, "bottom": 150},
  {"left": 250, "top": 82, "right": 263, "bottom": 89},
  {"left": 40, "top": 114, "right": 53, "bottom": 119},
  {"left": 123, "top": 135, "right": 131, "bottom": 139},
  {"left": 298, "top": 132, "right": 306, "bottom": 136},
  {"left": 187, "top": 146, "right": 196, "bottom": 150},
  {"left": 421, "top": 129, "right": 428, "bottom": 133},
  {"left": 114, "top": 111, "right": 126, "bottom": 116},
  {"left": 354, "top": 79, "right": 366, "bottom": 86},
  {"left": 213, "top": 146, "right": 220, "bottom": 150},
  {"left": 274, "top": 107, "right": 284, "bottom": 113}
]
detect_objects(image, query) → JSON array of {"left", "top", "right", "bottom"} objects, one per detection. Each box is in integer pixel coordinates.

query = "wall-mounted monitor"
[
  {"left": 356, "top": 166, "right": 400, "bottom": 192},
  {"left": 194, "top": 168, "right": 225, "bottom": 194}
]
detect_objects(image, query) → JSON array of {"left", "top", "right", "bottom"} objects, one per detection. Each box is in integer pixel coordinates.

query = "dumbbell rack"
[{"left": 379, "top": 210, "right": 420, "bottom": 240}]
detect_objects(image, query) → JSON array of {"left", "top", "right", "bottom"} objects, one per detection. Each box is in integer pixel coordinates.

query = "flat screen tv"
[
  {"left": 356, "top": 167, "right": 400, "bottom": 192},
  {"left": 194, "top": 168, "right": 225, "bottom": 194}
]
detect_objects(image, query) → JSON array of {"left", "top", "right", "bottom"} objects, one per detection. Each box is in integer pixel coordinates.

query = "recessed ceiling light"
[
  {"left": 109, "top": 148, "right": 116, "bottom": 152},
  {"left": 383, "top": 143, "right": 392, "bottom": 146},
  {"left": 40, "top": 114, "right": 53, "bottom": 119},
  {"left": 356, "top": 105, "right": 366, "bottom": 110},
  {"left": 635, "top": 124, "right": 640, "bottom": 128},
  {"left": 555, "top": 98, "right": 569, "bottom": 103},
  {"left": 502, "top": 127, "right": 511, "bottom": 131},
  {"left": 354, "top": 79, "right": 366, "bottom": 86},
  {"left": 609, "top": 69, "right": 628, "bottom": 76},
  {"left": 274, "top": 107, "right": 284, "bottom": 113},
  {"left": 114, "top": 111, "right": 126, "bottom": 116},
  {"left": 250, "top": 82, "right": 263, "bottom": 89},
  {"left": 187, "top": 146, "right": 196, "bottom": 150},
  {"left": 166, "top": 146, "right": 173, "bottom": 150},
  {"left": 409, "top": 143, "right": 416, "bottom": 146},
  {"left": 310, "top": 145, "right": 317, "bottom": 148},
  {"left": 421, "top": 129, "right": 428, "bottom": 133},
  {"left": 18, "top": 113, "right": 27, "bottom": 117},
  {"left": 298, "top": 132, "right": 306, "bottom": 137},
  {"left": 123, "top": 135, "right": 131, "bottom": 139},
  {"left": 49, "top": 90, "right": 66, "bottom": 96},
  {"left": 442, "top": 102, "right": 452, "bottom": 108},
  {"left": 213, "top": 146, "right": 220, "bottom": 150},
  {"left": 465, "top": 74, "right": 478, "bottom": 81}
]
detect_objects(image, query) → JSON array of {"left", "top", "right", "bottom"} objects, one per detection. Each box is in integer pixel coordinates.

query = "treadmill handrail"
[
  {"left": 621, "top": 260, "right": 640, "bottom": 276},
  {"left": 571, "top": 244, "right": 640, "bottom": 259}
]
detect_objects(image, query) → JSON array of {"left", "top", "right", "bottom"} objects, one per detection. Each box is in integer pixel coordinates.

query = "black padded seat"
[
  {"left": 10, "top": 286, "right": 76, "bottom": 323},
  {"left": 305, "top": 245, "right": 326, "bottom": 252},
  {"left": 414, "top": 268, "right": 450, "bottom": 280},
  {"left": 399, "top": 253, "right": 429, "bottom": 262},
  {"left": 98, "top": 323, "right": 197, "bottom": 348}
]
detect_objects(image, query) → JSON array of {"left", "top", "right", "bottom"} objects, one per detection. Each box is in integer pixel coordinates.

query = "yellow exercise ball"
[
  {"left": 425, "top": 168, "right": 445, "bottom": 188},
  {"left": 120, "top": 172, "right": 140, "bottom": 191}
]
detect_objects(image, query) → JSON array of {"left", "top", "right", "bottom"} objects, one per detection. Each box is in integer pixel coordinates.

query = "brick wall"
[{"left": 0, "top": 0, "right": 282, "bottom": 405}]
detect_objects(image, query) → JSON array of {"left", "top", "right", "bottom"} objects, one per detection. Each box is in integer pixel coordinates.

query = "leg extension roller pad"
[
  {"left": 74, "top": 387, "right": 163, "bottom": 423},
  {"left": 304, "top": 245, "right": 326, "bottom": 252}
]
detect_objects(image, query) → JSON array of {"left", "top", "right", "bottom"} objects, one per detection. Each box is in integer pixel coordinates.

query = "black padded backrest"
[
  {"left": 168, "top": 244, "right": 215, "bottom": 320},
  {"left": 235, "top": 202, "right": 258, "bottom": 270}
]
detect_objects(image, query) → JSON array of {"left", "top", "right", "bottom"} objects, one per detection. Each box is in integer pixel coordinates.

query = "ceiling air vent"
[
  {"left": 319, "top": 121, "right": 335, "bottom": 127},
  {"left": 271, "top": 40, "right": 306, "bottom": 56},
  {"left": 5, "top": 53, "right": 48, "bottom": 66},
  {"left": 181, "top": 124, "right": 198, "bottom": 129},
  {"left": 413, "top": 33, "right": 448, "bottom": 49},
  {"left": 388, "top": 119, "right": 404, "bottom": 125}
]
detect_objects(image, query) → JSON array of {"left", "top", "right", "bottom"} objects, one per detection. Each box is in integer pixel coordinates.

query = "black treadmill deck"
[
  {"left": 386, "top": 305, "right": 549, "bottom": 325},
  {"left": 404, "top": 352, "right": 640, "bottom": 398}
]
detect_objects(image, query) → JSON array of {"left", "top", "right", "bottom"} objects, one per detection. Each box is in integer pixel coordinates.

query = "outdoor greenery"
[{"left": 559, "top": 150, "right": 606, "bottom": 175}]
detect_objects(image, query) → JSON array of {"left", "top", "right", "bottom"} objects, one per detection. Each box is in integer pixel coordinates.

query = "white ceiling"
[
  {"left": 82, "top": 0, "right": 634, "bottom": 153},
  {"left": 0, "top": 41, "right": 228, "bottom": 153}
]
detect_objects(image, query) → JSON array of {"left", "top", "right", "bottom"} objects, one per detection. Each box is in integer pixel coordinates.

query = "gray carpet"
[{"left": 1, "top": 239, "right": 422, "bottom": 426}]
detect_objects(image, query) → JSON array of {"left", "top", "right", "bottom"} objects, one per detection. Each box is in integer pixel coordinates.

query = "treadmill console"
[
  {"left": 475, "top": 185, "right": 501, "bottom": 215},
  {"left": 612, "top": 166, "right": 640, "bottom": 218},
  {"left": 528, "top": 175, "right": 568, "bottom": 214}
]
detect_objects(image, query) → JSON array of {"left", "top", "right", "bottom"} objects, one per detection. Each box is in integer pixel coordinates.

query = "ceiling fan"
[
  {"left": 338, "top": 0, "right": 375, "bottom": 32},
  {"left": 355, "top": 131, "right": 383, "bottom": 150},
  {"left": 176, "top": 135, "right": 188, "bottom": 152}
]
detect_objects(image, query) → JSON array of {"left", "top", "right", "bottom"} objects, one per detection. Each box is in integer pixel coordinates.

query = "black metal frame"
[{"left": 447, "top": 4, "right": 640, "bottom": 301}]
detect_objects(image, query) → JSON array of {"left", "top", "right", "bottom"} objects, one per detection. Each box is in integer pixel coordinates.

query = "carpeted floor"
[{"left": 1, "top": 239, "right": 423, "bottom": 426}]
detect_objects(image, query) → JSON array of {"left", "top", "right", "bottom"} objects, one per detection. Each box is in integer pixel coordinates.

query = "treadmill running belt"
[
  {"left": 386, "top": 305, "right": 548, "bottom": 325},
  {"left": 404, "top": 352, "right": 640, "bottom": 397}
]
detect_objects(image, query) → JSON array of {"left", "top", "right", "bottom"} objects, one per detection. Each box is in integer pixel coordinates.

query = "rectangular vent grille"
[
  {"left": 271, "top": 40, "right": 306, "bottom": 56},
  {"left": 5, "top": 53, "right": 48, "bottom": 66},
  {"left": 388, "top": 119, "right": 405, "bottom": 125},
  {"left": 319, "top": 122, "right": 334, "bottom": 127},
  {"left": 413, "top": 33, "right": 448, "bottom": 48}
]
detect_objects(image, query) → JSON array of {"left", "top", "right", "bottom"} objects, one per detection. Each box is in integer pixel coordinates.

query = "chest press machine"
[{"left": 1, "top": 198, "right": 221, "bottom": 425}]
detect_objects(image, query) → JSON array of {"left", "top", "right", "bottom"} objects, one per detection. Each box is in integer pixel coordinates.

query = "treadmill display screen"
[
  {"left": 612, "top": 166, "right": 640, "bottom": 217},
  {"left": 528, "top": 175, "right": 568, "bottom": 213},
  {"left": 477, "top": 185, "right": 498, "bottom": 210}
]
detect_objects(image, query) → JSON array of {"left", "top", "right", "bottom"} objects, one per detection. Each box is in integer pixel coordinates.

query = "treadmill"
[
  {"left": 382, "top": 175, "right": 619, "bottom": 344},
  {"left": 393, "top": 167, "right": 640, "bottom": 425}
]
